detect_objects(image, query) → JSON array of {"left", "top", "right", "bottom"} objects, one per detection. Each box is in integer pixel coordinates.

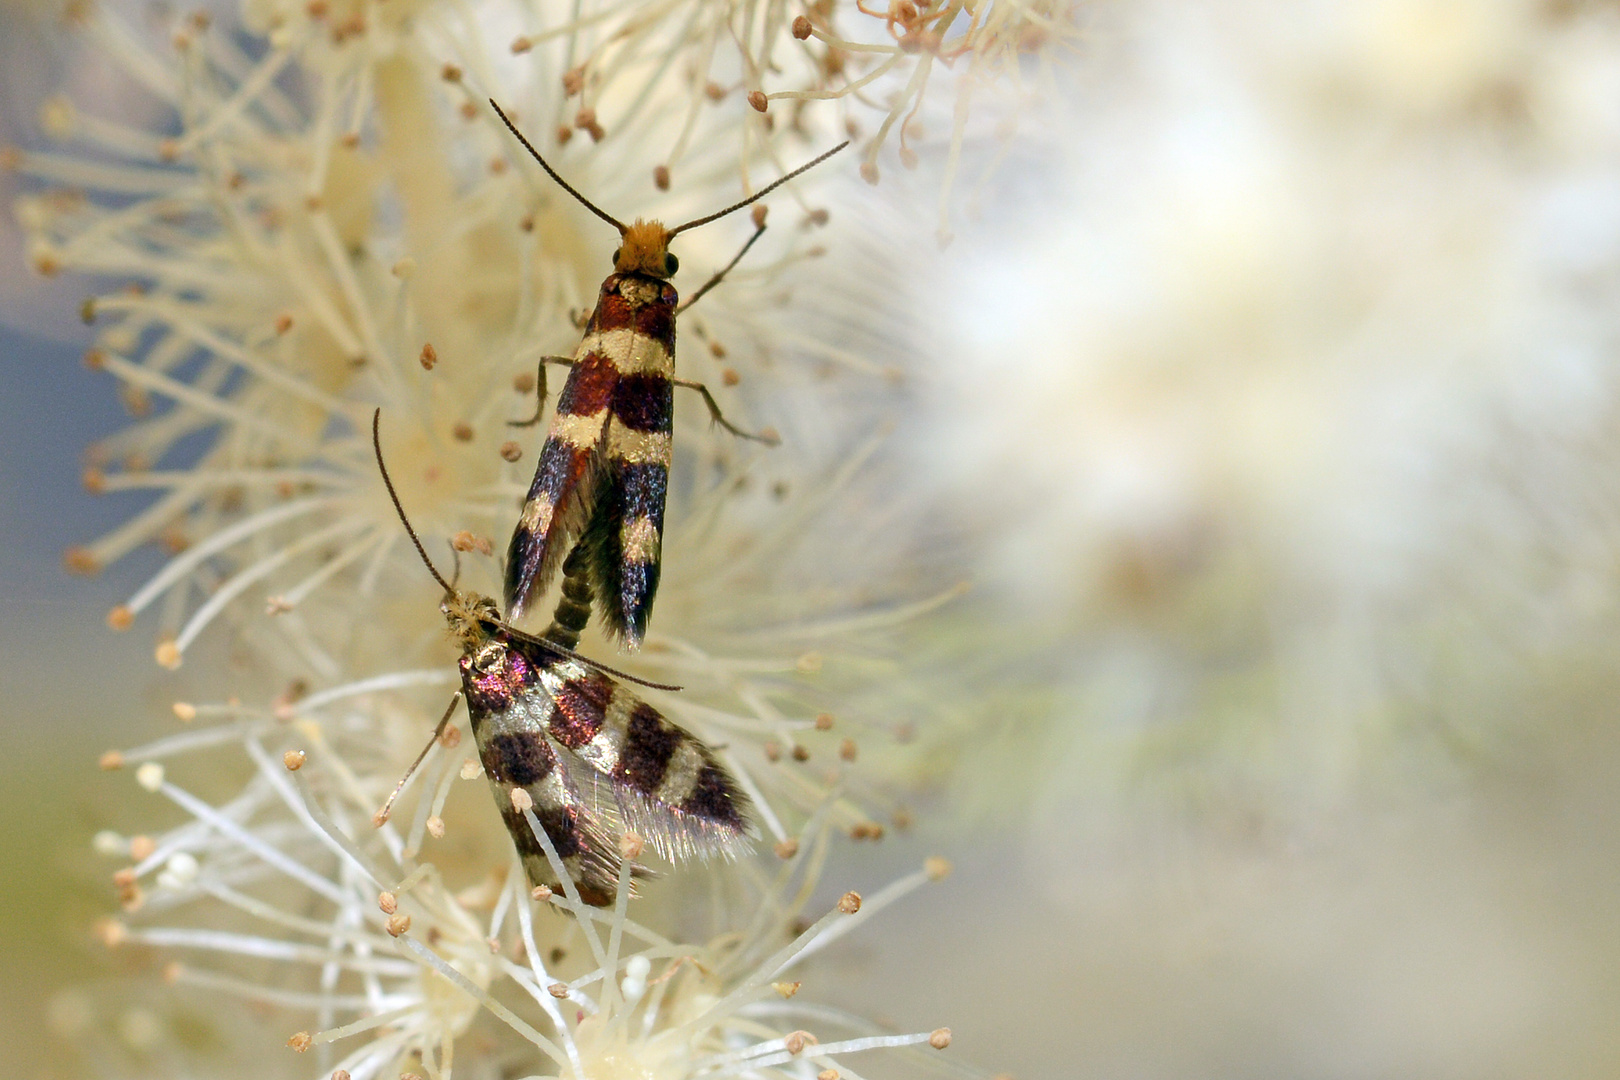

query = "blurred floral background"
[{"left": 9, "top": 0, "right": 1620, "bottom": 1077}]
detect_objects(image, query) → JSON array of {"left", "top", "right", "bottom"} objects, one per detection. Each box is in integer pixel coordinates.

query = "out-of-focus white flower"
[{"left": 917, "top": 0, "right": 1620, "bottom": 840}]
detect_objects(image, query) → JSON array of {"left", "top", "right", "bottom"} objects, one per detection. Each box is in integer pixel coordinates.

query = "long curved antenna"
[
  {"left": 669, "top": 141, "right": 850, "bottom": 236},
  {"left": 372, "top": 408, "right": 454, "bottom": 596},
  {"left": 490, "top": 99, "right": 627, "bottom": 233},
  {"left": 498, "top": 620, "right": 684, "bottom": 692}
]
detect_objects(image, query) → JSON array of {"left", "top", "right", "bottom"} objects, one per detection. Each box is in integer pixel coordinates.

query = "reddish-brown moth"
[
  {"left": 371, "top": 411, "right": 755, "bottom": 906},
  {"left": 491, "top": 100, "right": 847, "bottom": 650}
]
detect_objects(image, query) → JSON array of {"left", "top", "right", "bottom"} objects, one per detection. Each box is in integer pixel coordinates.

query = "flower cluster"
[
  {"left": 85, "top": 698, "right": 959, "bottom": 1080},
  {"left": 6, "top": 0, "right": 1049, "bottom": 1074}
]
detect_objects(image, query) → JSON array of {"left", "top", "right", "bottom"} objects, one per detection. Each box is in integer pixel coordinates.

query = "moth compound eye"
[
  {"left": 611, "top": 248, "right": 621, "bottom": 265},
  {"left": 664, "top": 252, "right": 679, "bottom": 276}
]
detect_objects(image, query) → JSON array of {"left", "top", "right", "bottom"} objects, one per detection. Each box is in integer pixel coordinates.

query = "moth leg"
[
  {"left": 674, "top": 223, "right": 767, "bottom": 315},
  {"left": 672, "top": 377, "right": 780, "bottom": 446},
  {"left": 508, "top": 355, "right": 577, "bottom": 427},
  {"left": 374, "top": 692, "right": 464, "bottom": 826}
]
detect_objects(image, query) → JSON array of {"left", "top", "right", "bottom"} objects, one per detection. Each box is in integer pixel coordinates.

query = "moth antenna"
[
  {"left": 372, "top": 408, "right": 455, "bottom": 596},
  {"left": 566, "top": 651, "right": 682, "bottom": 693},
  {"left": 489, "top": 99, "right": 626, "bottom": 233},
  {"left": 446, "top": 541, "right": 463, "bottom": 590},
  {"left": 373, "top": 692, "right": 463, "bottom": 826},
  {"left": 496, "top": 620, "right": 683, "bottom": 692},
  {"left": 668, "top": 141, "right": 850, "bottom": 236}
]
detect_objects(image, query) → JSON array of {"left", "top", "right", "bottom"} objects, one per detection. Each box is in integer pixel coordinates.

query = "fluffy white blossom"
[
  {"left": 4, "top": 0, "right": 1051, "bottom": 1074},
  {"left": 84, "top": 709, "right": 961, "bottom": 1080}
]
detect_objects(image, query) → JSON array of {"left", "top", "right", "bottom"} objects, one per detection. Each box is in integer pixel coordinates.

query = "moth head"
[
  {"left": 614, "top": 218, "right": 678, "bottom": 278},
  {"left": 441, "top": 590, "right": 500, "bottom": 649}
]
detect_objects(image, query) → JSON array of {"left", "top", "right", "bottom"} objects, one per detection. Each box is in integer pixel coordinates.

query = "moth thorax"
[
  {"left": 616, "top": 277, "right": 666, "bottom": 306},
  {"left": 614, "top": 219, "right": 675, "bottom": 278},
  {"left": 470, "top": 641, "right": 507, "bottom": 672}
]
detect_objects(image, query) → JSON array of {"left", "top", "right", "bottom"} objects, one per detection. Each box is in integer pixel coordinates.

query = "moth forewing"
[
  {"left": 460, "top": 624, "right": 754, "bottom": 904},
  {"left": 539, "top": 668, "right": 757, "bottom": 865}
]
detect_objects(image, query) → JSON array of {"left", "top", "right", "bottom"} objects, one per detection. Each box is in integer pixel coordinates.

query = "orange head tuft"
[{"left": 614, "top": 219, "right": 678, "bottom": 278}]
